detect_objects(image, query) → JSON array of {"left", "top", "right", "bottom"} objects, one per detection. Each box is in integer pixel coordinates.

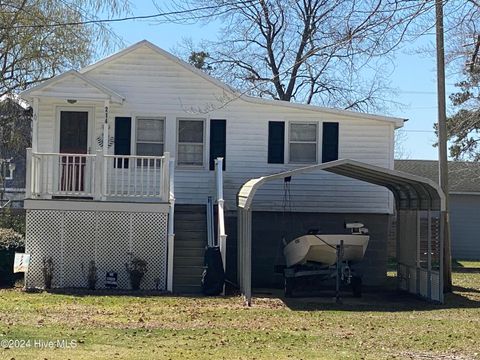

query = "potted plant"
[{"left": 125, "top": 254, "right": 147, "bottom": 290}]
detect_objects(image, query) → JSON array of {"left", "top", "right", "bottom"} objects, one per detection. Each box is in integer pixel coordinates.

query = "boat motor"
[{"left": 345, "top": 222, "right": 369, "bottom": 235}]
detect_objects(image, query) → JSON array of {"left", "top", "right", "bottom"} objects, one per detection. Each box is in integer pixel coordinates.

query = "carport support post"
[
  {"left": 416, "top": 211, "right": 421, "bottom": 295},
  {"left": 439, "top": 211, "right": 445, "bottom": 302},
  {"left": 395, "top": 208, "right": 401, "bottom": 290},
  {"left": 427, "top": 210, "right": 432, "bottom": 299},
  {"left": 238, "top": 208, "right": 252, "bottom": 306}
]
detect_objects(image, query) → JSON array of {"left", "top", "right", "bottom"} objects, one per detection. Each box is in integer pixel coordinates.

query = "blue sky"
[{"left": 106, "top": 2, "right": 455, "bottom": 160}]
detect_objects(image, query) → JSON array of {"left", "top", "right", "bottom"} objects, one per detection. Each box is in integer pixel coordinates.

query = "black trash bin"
[{"left": 201, "top": 246, "right": 225, "bottom": 296}]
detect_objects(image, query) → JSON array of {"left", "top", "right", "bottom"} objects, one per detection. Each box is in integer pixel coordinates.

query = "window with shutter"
[
  {"left": 289, "top": 123, "right": 317, "bottom": 163},
  {"left": 136, "top": 117, "right": 164, "bottom": 156},
  {"left": 177, "top": 119, "right": 205, "bottom": 166}
]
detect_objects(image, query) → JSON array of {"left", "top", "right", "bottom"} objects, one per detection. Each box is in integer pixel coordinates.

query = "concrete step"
[
  {"left": 174, "top": 274, "right": 203, "bottom": 286},
  {"left": 173, "top": 265, "right": 204, "bottom": 276},
  {"left": 174, "top": 247, "right": 205, "bottom": 258},
  {"left": 174, "top": 220, "right": 208, "bottom": 232},
  {"left": 174, "top": 211, "right": 207, "bottom": 221},
  {"left": 174, "top": 205, "right": 207, "bottom": 214},
  {"left": 175, "top": 230, "right": 207, "bottom": 242},
  {"left": 173, "top": 284, "right": 202, "bottom": 294},
  {"left": 174, "top": 256, "right": 204, "bottom": 267},
  {"left": 174, "top": 240, "right": 207, "bottom": 249},
  {"left": 173, "top": 204, "right": 208, "bottom": 295}
]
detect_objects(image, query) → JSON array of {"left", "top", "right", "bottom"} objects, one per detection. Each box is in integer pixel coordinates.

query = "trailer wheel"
[
  {"left": 351, "top": 276, "right": 362, "bottom": 297},
  {"left": 284, "top": 277, "right": 294, "bottom": 297}
]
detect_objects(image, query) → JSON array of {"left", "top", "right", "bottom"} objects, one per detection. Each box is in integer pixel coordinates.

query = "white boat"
[{"left": 283, "top": 223, "right": 370, "bottom": 267}]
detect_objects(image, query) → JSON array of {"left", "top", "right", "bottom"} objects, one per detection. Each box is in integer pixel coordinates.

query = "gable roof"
[
  {"left": 20, "top": 70, "right": 125, "bottom": 104},
  {"left": 80, "top": 40, "right": 406, "bottom": 128},
  {"left": 395, "top": 160, "right": 480, "bottom": 193}
]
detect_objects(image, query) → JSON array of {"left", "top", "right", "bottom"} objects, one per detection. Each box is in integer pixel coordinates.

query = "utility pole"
[{"left": 435, "top": 0, "right": 452, "bottom": 293}]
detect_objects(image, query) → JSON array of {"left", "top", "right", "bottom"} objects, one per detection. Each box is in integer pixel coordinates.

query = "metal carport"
[{"left": 237, "top": 159, "right": 446, "bottom": 305}]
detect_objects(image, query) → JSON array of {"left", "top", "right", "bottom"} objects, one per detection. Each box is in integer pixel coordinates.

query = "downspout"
[{"left": 167, "top": 157, "right": 175, "bottom": 292}]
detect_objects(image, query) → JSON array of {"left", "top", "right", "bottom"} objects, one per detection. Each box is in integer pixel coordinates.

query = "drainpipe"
[{"left": 167, "top": 158, "right": 175, "bottom": 292}]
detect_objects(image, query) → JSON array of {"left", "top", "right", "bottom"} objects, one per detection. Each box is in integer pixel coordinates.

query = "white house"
[{"left": 20, "top": 40, "right": 409, "bottom": 294}]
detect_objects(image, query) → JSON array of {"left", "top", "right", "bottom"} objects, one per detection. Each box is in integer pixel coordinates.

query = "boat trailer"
[{"left": 283, "top": 240, "right": 362, "bottom": 302}]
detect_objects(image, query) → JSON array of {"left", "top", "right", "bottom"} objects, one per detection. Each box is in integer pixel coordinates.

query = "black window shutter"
[
  {"left": 209, "top": 119, "right": 226, "bottom": 171},
  {"left": 322, "top": 122, "right": 339, "bottom": 163},
  {"left": 114, "top": 117, "right": 131, "bottom": 168},
  {"left": 268, "top": 121, "right": 285, "bottom": 164}
]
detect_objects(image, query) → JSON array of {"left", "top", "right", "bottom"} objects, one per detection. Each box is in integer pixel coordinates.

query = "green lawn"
[{"left": 1, "top": 265, "right": 479, "bottom": 360}]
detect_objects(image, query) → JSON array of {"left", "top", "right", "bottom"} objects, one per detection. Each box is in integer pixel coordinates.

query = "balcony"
[{"left": 26, "top": 149, "right": 171, "bottom": 202}]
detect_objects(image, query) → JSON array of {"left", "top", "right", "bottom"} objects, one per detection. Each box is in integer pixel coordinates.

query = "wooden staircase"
[{"left": 173, "top": 205, "right": 207, "bottom": 294}]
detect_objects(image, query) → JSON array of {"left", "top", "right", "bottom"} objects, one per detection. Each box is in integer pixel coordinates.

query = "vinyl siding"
[
  {"left": 450, "top": 194, "right": 480, "bottom": 259},
  {"left": 33, "top": 44, "right": 396, "bottom": 214}
]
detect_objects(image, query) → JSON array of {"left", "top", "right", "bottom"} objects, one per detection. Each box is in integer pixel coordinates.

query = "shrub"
[
  {"left": 0, "top": 209, "right": 26, "bottom": 236},
  {"left": 0, "top": 228, "right": 25, "bottom": 287},
  {"left": 125, "top": 254, "right": 147, "bottom": 290}
]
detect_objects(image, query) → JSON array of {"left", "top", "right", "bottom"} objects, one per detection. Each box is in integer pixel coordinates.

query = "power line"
[{"left": 0, "top": 2, "right": 247, "bottom": 30}]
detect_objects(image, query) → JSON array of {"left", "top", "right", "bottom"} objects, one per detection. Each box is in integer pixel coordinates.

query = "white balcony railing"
[{"left": 26, "top": 149, "right": 170, "bottom": 202}]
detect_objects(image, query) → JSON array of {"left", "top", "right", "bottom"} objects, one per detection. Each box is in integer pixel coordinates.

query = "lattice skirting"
[{"left": 25, "top": 209, "right": 168, "bottom": 290}]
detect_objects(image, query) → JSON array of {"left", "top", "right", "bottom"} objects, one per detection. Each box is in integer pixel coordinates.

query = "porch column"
[
  {"left": 32, "top": 97, "right": 39, "bottom": 152},
  {"left": 103, "top": 100, "right": 110, "bottom": 156},
  {"left": 102, "top": 100, "right": 110, "bottom": 198}
]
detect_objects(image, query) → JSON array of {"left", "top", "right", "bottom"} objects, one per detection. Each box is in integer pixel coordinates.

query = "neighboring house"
[
  {"left": 20, "top": 40, "right": 407, "bottom": 293},
  {"left": 0, "top": 96, "right": 31, "bottom": 208},
  {"left": 396, "top": 160, "right": 480, "bottom": 260}
]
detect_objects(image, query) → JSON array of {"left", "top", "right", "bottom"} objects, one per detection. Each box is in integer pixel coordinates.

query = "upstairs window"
[
  {"left": 289, "top": 123, "right": 317, "bottom": 163},
  {"left": 322, "top": 122, "right": 339, "bottom": 163},
  {"left": 136, "top": 117, "right": 164, "bottom": 156},
  {"left": 177, "top": 119, "right": 205, "bottom": 166}
]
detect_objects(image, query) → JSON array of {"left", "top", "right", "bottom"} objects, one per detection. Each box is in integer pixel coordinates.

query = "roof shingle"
[{"left": 395, "top": 160, "right": 480, "bottom": 193}]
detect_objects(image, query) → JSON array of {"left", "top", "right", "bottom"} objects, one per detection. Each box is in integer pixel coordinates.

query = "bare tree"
[
  {"left": 0, "top": 0, "right": 129, "bottom": 97},
  {"left": 157, "top": 0, "right": 432, "bottom": 111},
  {"left": 394, "top": 130, "right": 411, "bottom": 160}
]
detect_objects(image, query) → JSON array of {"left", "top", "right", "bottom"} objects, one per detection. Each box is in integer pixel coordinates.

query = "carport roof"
[{"left": 237, "top": 159, "right": 445, "bottom": 211}]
